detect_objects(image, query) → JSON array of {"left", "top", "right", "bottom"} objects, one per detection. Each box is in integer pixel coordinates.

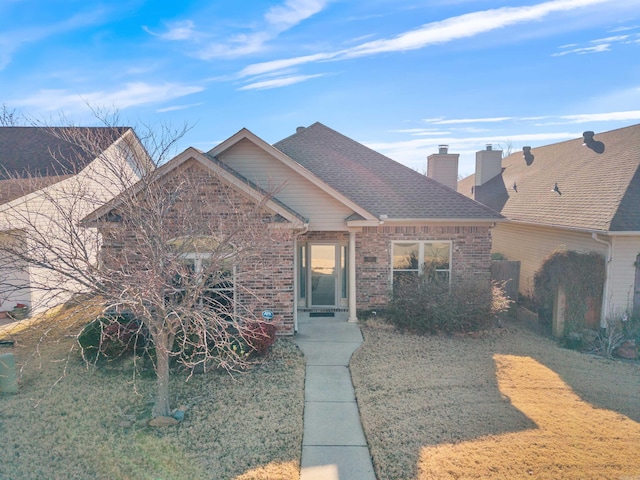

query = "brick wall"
[
  {"left": 98, "top": 160, "right": 296, "bottom": 334},
  {"left": 297, "top": 225, "right": 493, "bottom": 313},
  {"left": 356, "top": 225, "right": 492, "bottom": 310}
]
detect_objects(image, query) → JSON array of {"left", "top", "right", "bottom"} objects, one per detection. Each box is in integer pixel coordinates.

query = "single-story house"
[
  {"left": 457, "top": 123, "right": 640, "bottom": 327},
  {"left": 0, "top": 127, "right": 148, "bottom": 314},
  {"left": 88, "top": 122, "right": 503, "bottom": 334}
]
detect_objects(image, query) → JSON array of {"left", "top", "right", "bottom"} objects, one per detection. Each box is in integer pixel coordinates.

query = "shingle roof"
[
  {"left": 457, "top": 123, "right": 640, "bottom": 232},
  {"left": 273, "top": 122, "right": 502, "bottom": 221},
  {"left": 0, "top": 126, "right": 130, "bottom": 206},
  {"left": 0, "top": 127, "right": 128, "bottom": 179}
]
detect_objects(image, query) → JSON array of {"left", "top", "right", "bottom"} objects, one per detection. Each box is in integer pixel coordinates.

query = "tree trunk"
[{"left": 152, "top": 334, "right": 172, "bottom": 417}]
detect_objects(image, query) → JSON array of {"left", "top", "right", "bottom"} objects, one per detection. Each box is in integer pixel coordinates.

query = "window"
[
  {"left": 167, "top": 236, "right": 236, "bottom": 320},
  {"left": 391, "top": 241, "right": 451, "bottom": 286},
  {"left": 180, "top": 254, "right": 235, "bottom": 316}
]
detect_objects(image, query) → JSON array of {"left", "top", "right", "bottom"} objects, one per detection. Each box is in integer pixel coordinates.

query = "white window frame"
[{"left": 390, "top": 240, "right": 452, "bottom": 286}]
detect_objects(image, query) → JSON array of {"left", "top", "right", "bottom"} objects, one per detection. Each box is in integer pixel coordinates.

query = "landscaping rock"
[
  {"left": 148, "top": 415, "right": 179, "bottom": 427},
  {"left": 614, "top": 340, "right": 638, "bottom": 360}
]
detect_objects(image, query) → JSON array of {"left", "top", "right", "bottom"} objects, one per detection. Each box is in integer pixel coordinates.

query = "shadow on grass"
[
  {"left": 417, "top": 354, "right": 640, "bottom": 479},
  {"left": 351, "top": 316, "right": 640, "bottom": 480}
]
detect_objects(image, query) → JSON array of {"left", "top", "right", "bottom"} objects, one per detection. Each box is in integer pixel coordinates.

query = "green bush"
[
  {"left": 533, "top": 249, "right": 605, "bottom": 333},
  {"left": 77, "top": 311, "right": 149, "bottom": 361},
  {"left": 386, "top": 276, "right": 511, "bottom": 334}
]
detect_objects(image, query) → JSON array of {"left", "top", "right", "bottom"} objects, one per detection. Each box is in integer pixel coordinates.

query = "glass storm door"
[{"left": 310, "top": 244, "right": 337, "bottom": 306}]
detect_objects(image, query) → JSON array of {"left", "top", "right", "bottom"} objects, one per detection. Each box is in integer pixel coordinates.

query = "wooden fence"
[{"left": 491, "top": 260, "right": 520, "bottom": 301}]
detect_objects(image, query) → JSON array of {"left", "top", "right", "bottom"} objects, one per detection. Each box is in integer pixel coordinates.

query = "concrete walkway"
[{"left": 295, "top": 313, "right": 376, "bottom": 480}]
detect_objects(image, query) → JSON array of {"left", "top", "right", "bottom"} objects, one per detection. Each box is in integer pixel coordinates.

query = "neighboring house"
[
  {"left": 0, "top": 127, "right": 149, "bottom": 314},
  {"left": 89, "top": 122, "right": 503, "bottom": 334},
  {"left": 457, "top": 124, "right": 640, "bottom": 326}
]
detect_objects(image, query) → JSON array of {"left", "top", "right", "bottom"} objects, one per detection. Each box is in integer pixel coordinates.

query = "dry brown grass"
[
  {"left": 0, "top": 303, "right": 304, "bottom": 480},
  {"left": 351, "top": 312, "right": 640, "bottom": 480}
]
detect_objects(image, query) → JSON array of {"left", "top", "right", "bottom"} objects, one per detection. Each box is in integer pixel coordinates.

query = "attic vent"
[{"left": 296, "top": 126, "right": 306, "bottom": 133}]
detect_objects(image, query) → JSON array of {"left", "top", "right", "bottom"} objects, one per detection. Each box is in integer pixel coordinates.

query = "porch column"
[{"left": 348, "top": 229, "right": 358, "bottom": 323}]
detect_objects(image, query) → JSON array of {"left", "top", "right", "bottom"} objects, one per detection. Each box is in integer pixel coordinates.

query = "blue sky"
[{"left": 2, "top": 0, "right": 639, "bottom": 176}]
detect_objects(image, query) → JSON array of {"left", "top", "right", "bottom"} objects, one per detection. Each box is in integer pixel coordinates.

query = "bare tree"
[
  {"left": 0, "top": 116, "right": 293, "bottom": 417},
  {"left": 1, "top": 104, "right": 19, "bottom": 126}
]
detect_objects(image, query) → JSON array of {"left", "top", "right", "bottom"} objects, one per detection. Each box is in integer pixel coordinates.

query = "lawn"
[
  {"left": 350, "top": 312, "right": 640, "bottom": 480},
  {"left": 3, "top": 307, "right": 640, "bottom": 480},
  {"left": 0, "top": 305, "right": 305, "bottom": 480}
]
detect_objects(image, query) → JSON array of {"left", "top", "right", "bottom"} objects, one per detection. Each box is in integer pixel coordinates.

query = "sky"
[{"left": 1, "top": 0, "right": 640, "bottom": 177}]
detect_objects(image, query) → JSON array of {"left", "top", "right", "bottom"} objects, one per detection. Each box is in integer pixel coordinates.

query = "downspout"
[
  {"left": 592, "top": 232, "right": 612, "bottom": 328},
  {"left": 348, "top": 229, "right": 357, "bottom": 323},
  {"left": 293, "top": 223, "right": 309, "bottom": 334}
]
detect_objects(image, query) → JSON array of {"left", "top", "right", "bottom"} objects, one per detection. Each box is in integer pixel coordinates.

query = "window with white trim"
[
  {"left": 391, "top": 241, "right": 451, "bottom": 286},
  {"left": 167, "top": 236, "right": 236, "bottom": 320}
]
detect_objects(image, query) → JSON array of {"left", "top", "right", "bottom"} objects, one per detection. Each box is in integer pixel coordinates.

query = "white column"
[{"left": 348, "top": 230, "right": 358, "bottom": 323}]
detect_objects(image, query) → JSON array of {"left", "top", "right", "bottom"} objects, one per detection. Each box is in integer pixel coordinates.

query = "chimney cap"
[
  {"left": 486, "top": 144, "right": 493, "bottom": 151},
  {"left": 438, "top": 144, "right": 449, "bottom": 154}
]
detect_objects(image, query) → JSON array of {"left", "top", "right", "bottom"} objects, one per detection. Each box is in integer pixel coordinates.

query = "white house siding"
[
  {"left": 217, "top": 139, "right": 355, "bottom": 231},
  {"left": 0, "top": 233, "right": 31, "bottom": 312},
  {"left": 0, "top": 137, "right": 141, "bottom": 314},
  {"left": 609, "top": 235, "right": 640, "bottom": 315},
  {"left": 491, "top": 222, "right": 607, "bottom": 298}
]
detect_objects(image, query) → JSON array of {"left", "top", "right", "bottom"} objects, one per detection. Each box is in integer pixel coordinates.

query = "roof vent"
[
  {"left": 582, "top": 131, "right": 605, "bottom": 154},
  {"left": 438, "top": 145, "right": 448, "bottom": 154},
  {"left": 523, "top": 146, "right": 534, "bottom": 166},
  {"left": 296, "top": 126, "right": 306, "bottom": 133},
  {"left": 486, "top": 144, "right": 493, "bottom": 151}
]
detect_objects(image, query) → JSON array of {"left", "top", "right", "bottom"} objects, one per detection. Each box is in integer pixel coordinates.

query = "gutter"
[{"left": 591, "top": 232, "right": 612, "bottom": 328}]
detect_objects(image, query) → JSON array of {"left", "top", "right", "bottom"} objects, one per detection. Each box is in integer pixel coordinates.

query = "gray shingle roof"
[
  {"left": 0, "top": 126, "right": 130, "bottom": 206},
  {"left": 274, "top": 122, "right": 502, "bottom": 221},
  {"left": 458, "top": 123, "right": 640, "bottom": 232},
  {"left": 0, "top": 127, "right": 128, "bottom": 179}
]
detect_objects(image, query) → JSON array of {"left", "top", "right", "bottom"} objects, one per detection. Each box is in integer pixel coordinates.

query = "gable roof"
[
  {"left": 458, "top": 123, "right": 640, "bottom": 232},
  {"left": 209, "top": 127, "right": 378, "bottom": 222},
  {"left": 0, "top": 126, "right": 132, "bottom": 205},
  {"left": 84, "top": 147, "right": 308, "bottom": 227},
  {"left": 274, "top": 122, "right": 502, "bottom": 222}
]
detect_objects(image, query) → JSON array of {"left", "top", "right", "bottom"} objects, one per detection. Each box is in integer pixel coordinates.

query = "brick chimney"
[
  {"left": 475, "top": 144, "right": 503, "bottom": 186},
  {"left": 427, "top": 145, "right": 459, "bottom": 191}
]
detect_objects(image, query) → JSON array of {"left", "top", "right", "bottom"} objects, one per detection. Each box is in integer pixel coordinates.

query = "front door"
[{"left": 310, "top": 244, "right": 337, "bottom": 306}]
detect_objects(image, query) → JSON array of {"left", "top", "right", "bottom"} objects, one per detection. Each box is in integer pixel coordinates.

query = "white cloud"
[
  {"left": 144, "top": 20, "right": 198, "bottom": 41},
  {"left": 238, "top": 52, "right": 336, "bottom": 77},
  {"left": 591, "top": 35, "right": 629, "bottom": 43},
  {"left": 559, "top": 110, "right": 640, "bottom": 123},
  {"left": 552, "top": 43, "right": 611, "bottom": 55},
  {"left": 367, "top": 131, "right": 581, "bottom": 175},
  {"left": 156, "top": 102, "right": 203, "bottom": 113},
  {"left": 426, "top": 117, "right": 512, "bottom": 125},
  {"left": 238, "top": 0, "right": 614, "bottom": 77},
  {"left": 14, "top": 82, "right": 203, "bottom": 112},
  {"left": 197, "top": 0, "right": 330, "bottom": 60},
  {"left": 265, "top": 0, "right": 329, "bottom": 30},
  {"left": 238, "top": 74, "right": 325, "bottom": 90}
]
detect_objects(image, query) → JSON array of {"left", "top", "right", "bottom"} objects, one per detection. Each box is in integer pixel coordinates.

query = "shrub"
[
  {"left": 533, "top": 249, "right": 605, "bottom": 334},
  {"left": 241, "top": 321, "right": 278, "bottom": 355},
  {"left": 77, "top": 312, "right": 149, "bottom": 361},
  {"left": 386, "top": 276, "right": 511, "bottom": 334}
]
